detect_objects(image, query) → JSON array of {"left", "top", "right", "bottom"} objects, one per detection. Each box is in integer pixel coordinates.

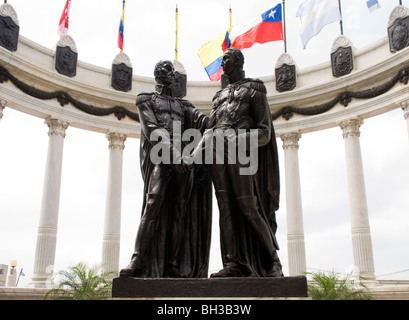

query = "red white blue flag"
[
  {"left": 230, "top": 4, "right": 283, "bottom": 50},
  {"left": 118, "top": 1, "right": 125, "bottom": 51},
  {"left": 58, "top": 0, "right": 71, "bottom": 36}
]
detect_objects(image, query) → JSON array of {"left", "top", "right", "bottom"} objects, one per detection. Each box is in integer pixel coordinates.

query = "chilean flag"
[{"left": 230, "top": 4, "right": 283, "bottom": 50}]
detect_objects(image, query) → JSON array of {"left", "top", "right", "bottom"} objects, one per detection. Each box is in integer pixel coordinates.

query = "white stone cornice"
[
  {"left": 106, "top": 132, "right": 127, "bottom": 150},
  {"left": 331, "top": 35, "right": 355, "bottom": 53},
  {"left": 112, "top": 51, "right": 132, "bottom": 68},
  {"left": 339, "top": 118, "right": 363, "bottom": 139},
  {"left": 275, "top": 53, "right": 297, "bottom": 69},
  {"left": 280, "top": 132, "right": 301, "bottom": 150},
  {"left": 56, "top": 34, "right": 78, "bottom": 53},
  {"left": 388, "top": 5, "right": 409, "bottom": 28},
  {"left": 0, "top": 3, "right": 19, "bottom": 26},
  {"left": 173, "top": 60, "right": 187, "bottom": 75},
  {"left": 44, "top": 118, "right": 69, "bottom": 138}
]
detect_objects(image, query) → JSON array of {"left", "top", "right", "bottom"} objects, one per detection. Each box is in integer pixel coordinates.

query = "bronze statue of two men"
[{"left": 120, "top": 48, "right": 283, "bottom": 279}]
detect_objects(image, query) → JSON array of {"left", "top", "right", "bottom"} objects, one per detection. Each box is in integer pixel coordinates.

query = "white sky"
[{"left": 0, "top": 0, "right": 409, "bottom": 287}]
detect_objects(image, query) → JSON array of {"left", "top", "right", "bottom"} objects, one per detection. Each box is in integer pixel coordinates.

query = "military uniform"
[{"left": 208, "top": 78, "right": 283, "bottom": 277}]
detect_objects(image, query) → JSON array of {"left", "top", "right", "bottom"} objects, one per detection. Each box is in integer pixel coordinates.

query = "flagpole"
[
  {"left": 338, "top": 0, "right": 344, "bottom": 35},
  {"left": 175, "top": 4, "right": 178, "bottom": 61},
  {"left": 282, "top": 0, "right": 287, "bottom": 53},
  {"left": 229, "top": 6, "right": 232, "bottom": 29}
]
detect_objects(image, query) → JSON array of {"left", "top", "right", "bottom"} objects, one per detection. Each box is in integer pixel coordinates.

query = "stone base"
[{"left": 112, "top": 276, "right": 308, "bottom": 298}]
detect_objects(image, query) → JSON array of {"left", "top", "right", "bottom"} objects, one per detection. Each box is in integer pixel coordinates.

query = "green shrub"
[{"left": 307, "top": 270, "right": 372, "bottom": 300}]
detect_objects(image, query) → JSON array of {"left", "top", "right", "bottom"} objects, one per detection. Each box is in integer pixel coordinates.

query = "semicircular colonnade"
[{"left": 0, "top": 3, "right": 408, "bottom": 288}]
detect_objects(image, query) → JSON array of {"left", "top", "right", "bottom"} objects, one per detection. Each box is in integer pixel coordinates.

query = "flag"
[
  {"left": 229, "top": 4, "right": 283, "bottom": 50},
  {"left": 58, "top": 0, "right": 71, "bottom": 36},
  {"left": 296, "top": 0, "right": 341, "bottom": 49},
  {"left": 197, "top": 32, "right": 226, "bottom": 81},
  {"left": 222, "top": 7, "right": 233, "bottom": 51},
  {"left": 366, "top": 0, "right": 380, "bottom": 12},
  {"left": 118, "top": 1, "right": 125, "bottom": 51}
]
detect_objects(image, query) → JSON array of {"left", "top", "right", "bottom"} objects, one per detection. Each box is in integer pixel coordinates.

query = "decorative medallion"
[
  {"left": 0, "top": 4, "right": 19, "bottom": 52},
  {"left": 55, "top": 35, "right": 78, "bottom": 78},
  {"left": 388, "top": 5, "right": 409, "bottom": 52},
  {"left": 331, "top": 36, "right": 354, "bottom": 78},
  {"left": 171, "top": 60, "right": 187, "bottom": 98},
  {"left": 275, "top": 53, "right": 296, "bottom": 92},
  {"left": 111, "top": 52, "right": 133, "bottom": 92}
]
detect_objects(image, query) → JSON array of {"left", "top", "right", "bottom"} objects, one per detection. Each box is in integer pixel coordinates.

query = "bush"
[
  {"left": 45, "top": 262, "right": 114, "bottom": 300},
  {"left": 307, "top": 270, "right": 372, "bottom": 300}
]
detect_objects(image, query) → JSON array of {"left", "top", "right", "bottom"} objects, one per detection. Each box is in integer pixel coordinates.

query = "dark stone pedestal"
[{"left": 112, "top": 276, "right": 308, "bottom": 298}]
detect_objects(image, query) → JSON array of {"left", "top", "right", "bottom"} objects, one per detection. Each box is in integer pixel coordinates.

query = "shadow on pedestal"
[{"left": 112, "top": 276, "right": 308, "bottom": 299}]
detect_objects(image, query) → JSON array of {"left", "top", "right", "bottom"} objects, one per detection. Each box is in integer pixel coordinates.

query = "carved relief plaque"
[
  {"left": 331, "top": 46, "right": 353, "bottom": 77},
  {"left": 55, "top": 46, "right": 78, "bottom": 77},
  {"left": 388, "top": 17, "right": 409, "bottom": 52},
  {"left": 171, "top": 71, "right": 187, "bottom": 98},
  {"left": 0, "top": 4, "right": 19, "bottom": 52},
  {"left": 112, "top": 63, "right": 132, "bottom": 92},
  {"left": 275, "top": 53, "right": 297, "bottom": 92},
  {"left": 275, "top": 64, "right": 296, "bottom": 92}
]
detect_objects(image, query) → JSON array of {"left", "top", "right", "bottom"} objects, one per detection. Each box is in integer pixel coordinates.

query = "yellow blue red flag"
[
  {"left": 118, "top": 1, "right": 125, "bottom": 51},
  {"left": 197, "top": 32, "right": 227, "bottom": 81}
]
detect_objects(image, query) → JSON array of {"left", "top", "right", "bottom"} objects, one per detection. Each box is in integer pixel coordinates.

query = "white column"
[
  {"left": 101, "top": 132, "right": 126, "bottom": 275},
  {"left": 339, "top": 118, "right": 375, "bottom": 280},
  {"left": 31, "top": 118, "right": 69, "bottom": 288},
  {"left": 280, "top": 132, "right": 307, "bottom": 276},
  {"left": 401, "top": 101, "right": 409, "bottom": 141}
]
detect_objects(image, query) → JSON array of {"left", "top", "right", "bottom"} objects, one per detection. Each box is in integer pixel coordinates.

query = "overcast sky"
[{"left": 0, "top": 0, "right": 408, "bottom": 287}]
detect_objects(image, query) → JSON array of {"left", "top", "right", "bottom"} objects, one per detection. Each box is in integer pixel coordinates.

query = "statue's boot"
[
  {"left": 210, "top": 255, "right": 243, "bottom": 277},
  {"left": 267, "top": 251, "right": 284, "bottom": 277},
  {"left": 119, "top": 254, "right": 143, "bottom": 277}
]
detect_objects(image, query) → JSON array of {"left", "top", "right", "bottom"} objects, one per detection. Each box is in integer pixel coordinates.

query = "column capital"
[
  {"left": 401, "top": 100, "right": 409, "bottom": 119},
  {"left": 106, "top": 131, "right": 127, "bottom": 150},
  {"left": 280, "top": 132, "right": 301, "bottom": 150},
  {"left": 339, "top": 118, "right": 363, "bottom": 139},
  {"left": 44, "top": 118, "right": 69, "bottom": 138},
  {"left": 0, "top": 100, "right": 6, "bottom": 119}
]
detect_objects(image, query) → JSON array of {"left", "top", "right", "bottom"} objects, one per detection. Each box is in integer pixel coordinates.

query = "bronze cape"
[{"left": 136, "top": 92, "right": 212, "bottom": 278}]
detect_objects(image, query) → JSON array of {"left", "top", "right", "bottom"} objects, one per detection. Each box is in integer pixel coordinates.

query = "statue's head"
[
  {"left": 221, "top": 48, "right": 244, "bottom": 75},
  {"left": 154, "top": 60, "right": 174, "bottom": 85}
]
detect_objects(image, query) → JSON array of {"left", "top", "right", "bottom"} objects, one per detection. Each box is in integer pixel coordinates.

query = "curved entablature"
[{"left": 0, "top": 4, "right": 408, "bottom": 138}]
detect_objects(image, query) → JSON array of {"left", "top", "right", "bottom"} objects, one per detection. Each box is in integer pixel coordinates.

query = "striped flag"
[
  {"left": 118, "top": 1, "right": 125, "bottom": 51},
  {"left": 58, "top": 0, "right": 71, "bottom": 36},
  {"left": 366, "top": 0, "right": 381, "bottom": 12},
  {"left": 197, "top": 32, "right": 226, "bottom": 81},
  {"left": 296, "top": 0, "right": 341, "bottom": 49}
]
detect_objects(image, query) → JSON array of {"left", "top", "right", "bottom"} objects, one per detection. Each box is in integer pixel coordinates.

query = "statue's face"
[
  {"left": 221, "top": 51, "right": 235, "bottom": 75},
  {"left": 155, "top": 61, "right": 174, "bottom": 85}
]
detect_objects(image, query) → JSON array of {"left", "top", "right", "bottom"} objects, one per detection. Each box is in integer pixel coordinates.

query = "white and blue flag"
[
  {"left": 366, "top": 0, "right": 381, "bottom": 12},
  {"left": 296, "top": 0, "right": 341, "bottom": 49}
]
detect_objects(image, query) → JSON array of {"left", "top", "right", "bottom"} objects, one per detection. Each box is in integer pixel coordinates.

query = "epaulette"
[
  {"left": 135, "top": 92, "right": 154, "bottom": 105},
  {"left": 212, "top": 89, "right": 223, "bottom": 102},
  {"left": 245, "top": 78, "right": 267, "bottom": 94}
]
